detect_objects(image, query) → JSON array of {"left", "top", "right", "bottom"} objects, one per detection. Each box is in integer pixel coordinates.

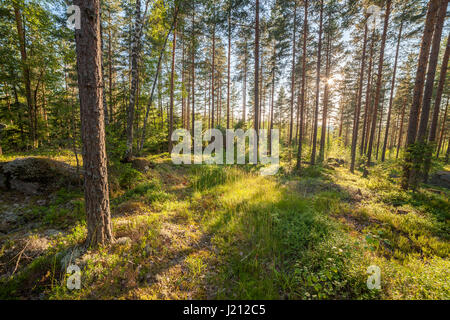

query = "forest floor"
[{"left": 0, "top": 149, "right": 449, "bottom": 299}]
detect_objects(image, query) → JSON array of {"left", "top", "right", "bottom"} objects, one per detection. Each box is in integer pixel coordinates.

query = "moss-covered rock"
[{"left": 0, "top": 157, "right": 82, "bottom": 194}]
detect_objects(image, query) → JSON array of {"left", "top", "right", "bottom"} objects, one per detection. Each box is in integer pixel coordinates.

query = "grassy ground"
[{"left": 0, "top": 149, "right": 449, "bottom": 300}]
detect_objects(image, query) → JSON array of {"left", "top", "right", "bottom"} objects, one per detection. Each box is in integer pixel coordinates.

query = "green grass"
[{"left": 0, "top": 150, "right": 449, "bottom": 300}]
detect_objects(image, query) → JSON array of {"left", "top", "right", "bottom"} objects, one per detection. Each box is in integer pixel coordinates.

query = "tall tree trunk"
[
  {"left": 211, "top": 20, "right": 216, "bottom": 128},
  {"left": 243, "top": 39, "right": 247, "bottom": 123},
  {"left": 319, "top": 29, "right": 331, "bottom": 162},
  {"left": 269, "top": 55, "right": 275, "bottom": 155},
  {"left": 227, "top": 8, "right": 231, "bottom": 129},
  {"left": 124, "top": 0, "right": 142, "bottom": 162},
  {"left": 376, "top": 89, "right": 385, "bottom": 160},
  {"left": 360, "top": 30, "right": 375, "bottom": 156},
  {"left": 289, "top": 3, "right": 297, "bottom": 145},
  {"left": 445, "top": 135, "right": 450, "bottom": 164},
  {"left": 381, "top": 20, "right": 403, "bottom": 162},
  {"left": 436, "top": 99, "right": 449, "bottom": 158},
  {"left": 310, "top": 0, "right": 323, "bottom": 165},
  {"left": 13, "top": 3, "right": 36, "bottom": 148},
  {"left": 416, "top": 2, "right": 448, "bottom": 182},
  {"left": 139, "top": 8, "right": 177, "bottom": 152},
  {"left": 430, "top": 36, "right": 449, "bottom": 151},
  {"left": 396, "top": 96, "right": 407, "bottom": 159},
  {"left": 365, "top": 0, "right": 391, "bottom": 175},
  {"left": 168, "top": 19, "right": 177, "bottom": 152},
  {"left": 402, "top": 0, "right": 440, "bottom": 189},
  {"left": 191, "top": 8, "right": 196, "bottom": 138},
  {"left": 350, "top": 23, "right": 368, "bottom": 173},
  {"left": 74, "top": 0, "right": 113, "bottom": 247},
  {"left": 108, "top": 8, "right": 114, "bottom": 124},
  {"left": 254, "top": 0, "right": 260, "bottom": 140}
]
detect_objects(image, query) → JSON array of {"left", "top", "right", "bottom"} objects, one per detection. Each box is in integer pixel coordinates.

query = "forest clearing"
[{"left": 0, "top": 0, "right": 449, "bottom": 303}]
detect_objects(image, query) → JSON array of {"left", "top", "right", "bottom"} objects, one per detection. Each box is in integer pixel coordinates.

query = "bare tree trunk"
[
  {"left": 289, "top": 3, "right": 297, "bottom": 145},
  {"left": 376, "top": 90, "right": 385, "bottom": 160},
  {"left": 108, "top": 9, "right": 114, "bottom": 124},
  {"left": 402, "top": 0, "right": 440, "bottom": 189},
  {"left": 310, "top": 0, "right": 323, "bottom": 165},
  {"left": 211, "top": 20, "right": 216, "bottom": 128},
  {"left": 254, "top": 0, "right": 260, "bottom": 140},
  {"left": 350, "top": 23, "right": 368, "bottom": 173},
  {"left": 319, "top": 29, "right": 331, "bottom": 162},
  {"left": 13, "top": 3, "right": 36, "bottom": 149},
  {"left": 168, "top": 19, "right": 177, "bottom": 152},
  {"left": 418, "top": 3, "right": 449, "bottom": 182},
  {"left": 139, "top": 8, "right": 177, "bottom": 152},
  {"left": 243, "top": 39, "right": 247, "bottom": 123},
  {"left": 227, "top": 8, "right": 231, "bottom": 129},
  {"left": 365, "top": 0, "right": 391, "bottom": 175},
  {"left": 360, "top": 30, "right": 375, "bottom": 156},
  {"left": 382, "top": 20, "right": 403, "bottom": 161},
  {"left": 124, "top": 0, "right": 142, "bottom": 162},
  {"left": 74, "top": 0, "right": 113, "bottom": 247},
  {"left": 191, "top": 8, "right": 196, "bottom": 138},
  {"left": 436, "top": 99, "right": 449, "bottom": 158},
  {"left": 430, "top": 36, "right": 449, "bottom": 149}
]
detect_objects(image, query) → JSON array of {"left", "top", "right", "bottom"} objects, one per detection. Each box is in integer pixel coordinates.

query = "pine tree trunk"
[
  {"left": 168, "top": 19, "right": 177, "bottom": 152},
  {"left": 402, "top": 0, "right": 440, "bottom": 189},
  {"left": 365, "top": 0, "right": 391, "bottom": 175},
  {"left": 436, "top": 99, "right": 449, "bottom": 158},
  {"left": 243, "top": 40, "right": 247, "bottom": 124},
  {"left": 211, "top": 21, "right": 216, "bottom": 128},
  {"left": 382, "top": 20, "right": 403, "bottom": 162},
  {"left": 360, "top": 30, "right": 375, "bottom": 156},
  {"left": 227, "top": 9, "right": 231, "bottom": 129},
  {"left": 319, "top": 30, "right": 331, "bottom": 162},
  {"left": 350, "top": 23, "right": 368, "bottom": 173},
  {"left": 254, "top": 0, "right": 260, "bottom": 139},
  {"left": 310, "top": 0, "right": 323, "bottom": 165},
  {"left": 124, "top": 0, "right": 142, "bottom": 162},
  {"left": 13, "top": 3, "right": 36, "bottom": 149},
  {"left": 419, "top": 3, "right": 449, "bottom": 182},
  {"left": 191, "top": 9, "right": 196, "bottom": 138},
  {"left": 74, "top": 0, "right": 113, "bottom": 247},
  {"left": 139, "top": 13, "right": 176, "bottom": 152},
  {"left": 289, "top": 3, "right": 297, "bottom": 145}
]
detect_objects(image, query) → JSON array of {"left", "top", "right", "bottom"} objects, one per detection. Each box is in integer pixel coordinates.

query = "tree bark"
[
  {"left": 319, "top": 29, "right": 331, "bottom": 162},
  {"left": 211, "top": 19, "right": 216, "bottom": 128},
  {"left": 289, "top": 3, "right": 297, "bottom": 145},
  {"left": 436, "top": 99, "right": 449, "bottom": 158},
  {"left": 191, "top": 7, "right": 196, "bottom": 138},
  {"left": 382, "top": 20, "right": 403, "bottom": 162},
  {"left": 396, "top": 96, "right": 407, "bottom": 159},
  {"left": 402, "top": 0, "right": 440, "bottom": 189},
  {"left": 310, "top": 0, "right": 323, "bottom": 165},
  {"left": 227, "top": 8, "right": 231, "bottom": 129},
  {"left": 419, "top": 3, "right": 448, "bottom": 182},
  {"left": 123, "top": 0, "right": 142, "bottom": 162},
  {"left": 350, "top": 22, "right": 368, "bottom": 173},
  {"left": 13, "top": 3, "right": 36, "bottom": 149},
  {"left": 365, "top": 0, "right": 391, "bottom": 175},
  {"left": 254, "top": 0, "right": 260, "bottom": 139},
  {"left": 168, "top": 19, "right": 177, "bottom": 152},
  {"left": 74, "top": 0, "right": 113, "bottom": 247},
  {"left": 139, "top": 7, "right": 178, "bottom": 152}
]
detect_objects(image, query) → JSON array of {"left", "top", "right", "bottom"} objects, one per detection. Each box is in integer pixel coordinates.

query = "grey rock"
[{"left": 429, "top": 171, "right": 450, "bottom": 189}]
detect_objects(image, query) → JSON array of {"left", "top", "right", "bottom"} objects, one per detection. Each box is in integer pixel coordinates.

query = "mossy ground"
[{"left": 0, "top": 148, "right": 449, "bottom": 300}]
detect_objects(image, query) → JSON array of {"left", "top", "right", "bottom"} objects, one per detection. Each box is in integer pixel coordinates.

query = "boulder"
[
  {"left": 0, "top": 157, "right": 82, "bottom": 195},
  {"left": 429, "top": 171, "right": 450, "bottom": 189}
]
